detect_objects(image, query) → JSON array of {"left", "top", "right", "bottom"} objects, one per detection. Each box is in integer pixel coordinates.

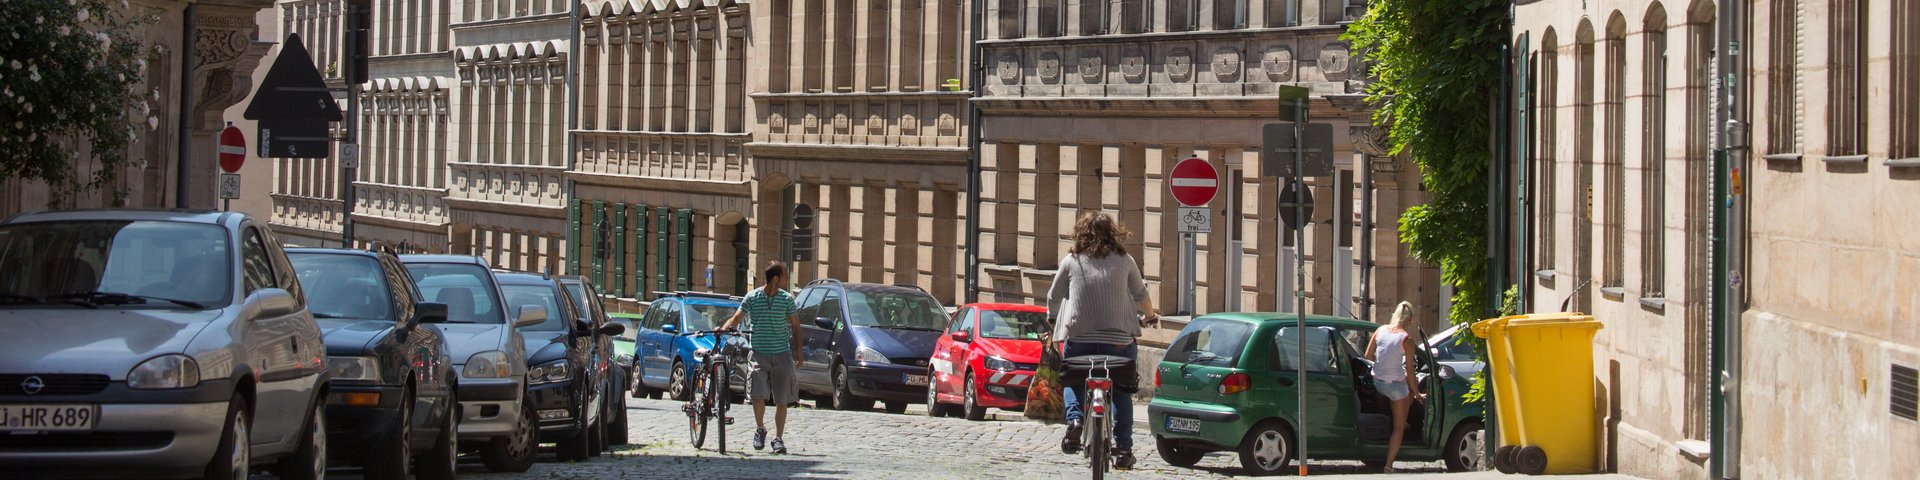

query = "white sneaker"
[{"left": 753, "top": 427, "right": 767, "bottom": 450}]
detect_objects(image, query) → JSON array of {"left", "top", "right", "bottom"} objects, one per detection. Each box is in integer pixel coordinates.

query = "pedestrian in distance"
[
  {"left": 1046, "top": 212, "right": 1160, "bottom": 470},
  {"left": 720, "top": 261, "right": 805, "bottom": 454},
  {"left": 1363, "top": 301, "right": 1428, "bottom": 473}
]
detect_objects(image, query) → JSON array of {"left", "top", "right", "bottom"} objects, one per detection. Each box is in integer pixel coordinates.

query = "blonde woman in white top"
[{"left": 1363, "top": 301, "right": 1427, "bottom": 473}]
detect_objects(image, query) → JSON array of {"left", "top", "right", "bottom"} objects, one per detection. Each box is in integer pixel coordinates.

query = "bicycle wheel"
[
  {"left": 689, "top": 367, "right": 710, "bottom": 449},
  {"left": 713, "top": 361, "right": 729, "bottom": 454}
]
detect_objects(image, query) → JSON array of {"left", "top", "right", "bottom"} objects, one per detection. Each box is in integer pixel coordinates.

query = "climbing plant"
[
  {"left": 1345, "top": 0, "right": 1508, "bottom": 331},
  {"left": 0, "top": 0, "right": 160, "bottom": 207}
]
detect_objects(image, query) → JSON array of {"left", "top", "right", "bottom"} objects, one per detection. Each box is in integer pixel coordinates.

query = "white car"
[{"left": 1426, "top": 324, "right": 1487, "bottom": 382}]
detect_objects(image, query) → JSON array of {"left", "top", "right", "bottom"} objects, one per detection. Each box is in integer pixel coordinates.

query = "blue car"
[{"left": 631, "top": 292, "right": 743, "bottom": 401}]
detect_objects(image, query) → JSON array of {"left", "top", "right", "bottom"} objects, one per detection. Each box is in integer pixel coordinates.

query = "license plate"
[
  {"left": 1, "top": 404, "right": 97, "bottom": 432},
  {"left": 1166, "top": 416, "right": 1202, "bottom": 434},
  {"left": 903, "top": 374, "right": 929, "bottom": 386}
]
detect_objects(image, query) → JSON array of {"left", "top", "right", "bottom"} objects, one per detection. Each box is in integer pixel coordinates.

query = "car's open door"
[{"left": 1415, "top": 327, "right": 1447, "bottom": 448}]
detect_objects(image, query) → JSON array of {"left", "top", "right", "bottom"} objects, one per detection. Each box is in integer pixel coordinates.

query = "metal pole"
[
  {"left": 175, "top": 5, "right": 196, "bottom": 209},
  {"left": 964, "top": 0, "right": 983, "bottom": 304},
  {"left": 565, "top": 1, "right": 582, "bottom": 274},
  {"left": 1293, "top": 98, "right": 1309, "bottom": 477},
  {"left": 1712, "top": 0, "right": 1747, "bottom": 475},
  {"left": 1179, "top": 232, "right": 1194, "bottom": 314},
  {"left": 339, "top": 3, "right": 358, "bottom": 247}
]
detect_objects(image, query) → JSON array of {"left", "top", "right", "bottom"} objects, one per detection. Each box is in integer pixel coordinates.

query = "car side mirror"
[
  {"left": 245, "top": 288, "right": 299, "bottom": 319},
  {"left": 1438, "top": 364, "right": 1458, "bottom": 380},
  {"left": 514, "top": 305, "right": 548, "bottom": 328},
  {"left": 414, "top": 302, "right": 449, "bottom": 326},
  {"left": 815, "top": 317, "right": 834, "bottom": 329},
  {"left": 597, "top": 323, "right": 626, "bottom": 337},
  {"left": 660, "top": 322, "right": 679, "bottom": 335},
  {"left": 951, "top": 330, "right": 970, "bottom": 342}
]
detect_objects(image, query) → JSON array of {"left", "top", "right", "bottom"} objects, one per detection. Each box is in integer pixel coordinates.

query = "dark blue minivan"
[{"left": 792, "top": 280, "right": 949, "bottom": 414}]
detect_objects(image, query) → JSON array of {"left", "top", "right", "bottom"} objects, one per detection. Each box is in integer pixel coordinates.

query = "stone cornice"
[
  {"left": 750, "top": 91, "right": 974, "bottom": 100},
  {"left": 443, "top": 197, "right": 568, "bottom": 219},
  {"left": 744, "top": 142, "right": 968, "bottom": 164},
  {"left": 972, "top": 96, "right": 1351, "bottom": 119},
  {"left": 567, "top": 171, "right": 753, "bottom": 197},
  {"left": 976, "top": 24, "right": 1348, "bottom": 48},
  {"left": 350, "top": 213, "right": 450, "bottom": 233}
]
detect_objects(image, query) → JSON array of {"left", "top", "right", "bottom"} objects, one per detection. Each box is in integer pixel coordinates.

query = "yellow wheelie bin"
[{"left": 1471, "top": 313, "right": 1605, "bottom": 475}]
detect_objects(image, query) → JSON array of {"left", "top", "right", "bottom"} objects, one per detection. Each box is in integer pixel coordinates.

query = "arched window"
[
  {"left": 1827, "top": 0, "right": 1866, "bottom": 157},
  {"left": 1682, "top": 0, "right": 1714, "bottom": 442},
  {"left": 1572, "top": 21, "right": 1595, "bottom": 314},
  {"left": 1537, "top": 31, "right": 1559, "bottom": 279},
  {"left": 1603, "top": 15, "right": 1626, "bottom": 291},
  {"left": 1642, "top": 5, "right": 1668, "bottom": 300},
  {"left": 1893, "top": 0, "right": 1920, "bottom": 160},
  {"left": 1765, "top": 0, "right": 1798, "bottom": 156}
]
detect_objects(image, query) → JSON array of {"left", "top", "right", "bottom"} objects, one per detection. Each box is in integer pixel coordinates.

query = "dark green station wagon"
[{"left": 1147, "top": 313, "right": 1485, "bottom": 475}]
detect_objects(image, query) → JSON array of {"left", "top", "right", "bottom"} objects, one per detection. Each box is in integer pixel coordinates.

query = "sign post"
[
  {"left": 1275, "top": 84, "right": 1315, "bottom": 477},
  {"left": 1169, "top": 157, "right": 1219, "bottom": 315},
  {"left": 217, "top": 124, "right": 246, "bottom": 210}
]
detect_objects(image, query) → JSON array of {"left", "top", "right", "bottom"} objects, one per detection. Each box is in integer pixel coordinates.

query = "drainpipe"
[
  {"left": 564, "top": 2, "right": 581, "bottom": 275},
  {"left": 963, "top": 0, "right": 983, "bottom": 304},
  {"left": 1710, "top": 0, "right": 1747, "bottom": 476},
  {"left": 175, "top": 5, "right": 197, "bottom": 209}
]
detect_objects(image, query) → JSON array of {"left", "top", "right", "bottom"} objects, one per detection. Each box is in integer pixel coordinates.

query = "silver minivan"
[{"left": 0, "top": 210, "right": 329, "bottom": 479}]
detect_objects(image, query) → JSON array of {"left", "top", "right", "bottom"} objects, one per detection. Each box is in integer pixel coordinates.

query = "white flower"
[
  {"left": 58, "top": 26, "right": 70, "bottom": 36},
  {"left": 8, "top": 60, "right": 18, "bottom": 70},
  {"left": 28, "top": 72, "right": 39, "bottom": 82},
  {"left": 76, "top": 8, "right": 90, "bottom": 23},
  {"left": 21, "top": 102, "right": 30, "bottom": 113},
  {"left": 13, "top": 122, "right": 21, "bottom": 129},
  {"left": 26, "top": 133, "right": 35, "bottom": 142},
  {"left": 147, "top": 116, "right": 159, "bottom": 130}
]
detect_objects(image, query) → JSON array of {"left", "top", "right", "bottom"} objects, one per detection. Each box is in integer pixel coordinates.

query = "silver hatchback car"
[{"left": 0, "top": 210, "right": 330, "bottom": 479}]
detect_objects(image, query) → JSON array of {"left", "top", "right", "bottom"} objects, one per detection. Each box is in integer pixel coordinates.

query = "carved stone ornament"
[
  {"left": 1321, "top": 43, "right": 1353, "bottom": 79},
  {"left": 1351, "top": 125, "right": 1394, "bottom": 158},
  {"left": 901, "top": 113, "right": 919, "bottom": 133},
  {"left": 769, "top": 112, "right": 787, "bottom": 131},
  {"left": 1038, "top": 52, "right": 1062, "bottom": 83},
  {"left": 832, "top": 113, "right": 850, "bottom": 132},
  {"left": 1263, "top": 47, "right": 1294, "bottom": 82},
  {"left": 1166, "top": 48, "right": 1194, "bottom": 82},
  {"left": 1212, "top": 47, "right": 1242, "bottom": 80},
  {"left": 1120, "top": 49, "right": 1147, "bottom": 82},
  {"left": 996, "top": 53, "right": 1021, "bottom": 82},
  {"left": 1079, "top": 50, "right": 1104, "bottom": 82}
]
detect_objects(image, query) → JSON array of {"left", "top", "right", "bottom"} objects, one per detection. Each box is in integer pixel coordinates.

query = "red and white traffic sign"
[
  {"left": 218, "top": 125, "right": 247, "bottom": 173},
  {"left": 1169, "top": 157, "right": 1219, "bottom": 207}
]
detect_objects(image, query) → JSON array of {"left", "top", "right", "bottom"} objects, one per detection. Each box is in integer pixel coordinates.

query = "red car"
[{"left": 926, "top": 303, "right": 1050, "bottom": 420}]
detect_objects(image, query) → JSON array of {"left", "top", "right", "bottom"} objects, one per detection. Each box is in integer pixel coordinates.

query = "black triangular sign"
[{"left": 244, "top": 33, "right": 344, "bottom": 121}]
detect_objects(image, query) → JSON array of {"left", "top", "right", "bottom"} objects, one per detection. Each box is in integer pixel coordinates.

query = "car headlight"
[
  {"left": 128, "top": 354, "right": 201, "bottom": 390},
  {"left": 326, "top": 356, "right": 381, "bottom": 382},
  {"left": 462, "top": 351, "right": 513, "bottom": 379},
  {"left": 855, "top": 346, "right": 891, "bottom": 365},
  {"left": 984, "top": 355, "right": 1017, "bottom": 372},
  {"left": 529, "top": 360, "right": 571, "bottom": 385}
]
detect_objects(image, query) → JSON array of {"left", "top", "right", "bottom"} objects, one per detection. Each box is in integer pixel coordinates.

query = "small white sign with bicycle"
[{"left": 1177, "top": 207, "right": 1212, "bottom": 233}]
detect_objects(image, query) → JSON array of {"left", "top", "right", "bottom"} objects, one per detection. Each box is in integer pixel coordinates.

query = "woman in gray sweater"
[{"left": 1047, "top": 212, "right": 1159, "bottom": 469}]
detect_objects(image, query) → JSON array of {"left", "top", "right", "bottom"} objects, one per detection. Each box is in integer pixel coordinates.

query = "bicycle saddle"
[{"left": 1064, "top": 355, "right": 1132, "bottom": 371}]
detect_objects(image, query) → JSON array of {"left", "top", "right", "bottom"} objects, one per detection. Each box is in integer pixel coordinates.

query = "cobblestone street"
[{"left": 416, "top": 397, "right": 1453, "bottom": 479}]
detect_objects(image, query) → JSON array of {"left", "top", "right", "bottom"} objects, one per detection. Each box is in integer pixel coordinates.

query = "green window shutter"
[
  {"left": 590, "top": 201, "right": 605, "bottom": 284},
  {"left": 613, "top": 203, "right": 628, "bottom": 298},
  {"left": 675, "top": 209, "right": 693, "bottom": 291},
  {"left": 568, "top": 199, "right": 583, "bottom": 275},
  {"left": 632, "top": 204, "right": 649, "bottom": 297},
  {"left": 654, "top": 207, "right": 671, "bottom": 292}
]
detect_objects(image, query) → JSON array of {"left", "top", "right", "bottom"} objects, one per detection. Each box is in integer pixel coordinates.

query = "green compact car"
[
  {"left": 608, "top": 312, "right": 642, "bottom": 382},
  {"left": 1148, "top": 313, "right": 1484, "bottom": 475}
]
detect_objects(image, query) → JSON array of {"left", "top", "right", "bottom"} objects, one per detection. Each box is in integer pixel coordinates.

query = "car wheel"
[
  {"left": 557, "top": 412, "right": 592, "bottom": 461},
  {"left": 366, "top": 390, "right": 415, "bottom": 480},
  {"left": 608, "top": 389, "right": 631, "bottom": 446},
  {"left": 1155, "top": 436, "right": 1207, "bottom": 468},
  {"left": 831, "top": 363, "right": 872, "bottom": 411},
  {"left": 482, "top": 403, "right": 537, "bottom": 472},
  {"left": 1443, "top": 420, "right": 1486, "bottom": 472},
  {"left": 1516, "top": 445, "right": 1548, "bottom": 475},
  {"left": 884, "top": 401, "right": 908, "bottom": 414},
  {"left": 669, "top": 359, "right": 691, "bottom": 401},
  {"left": 925, "top": 375, "right": 949, "bottom": 418},
  {"left": 587, "top": 412, "right": 606, "bottom": 457},
  {"left": 202, "top": 393, "right": 249, "bottom": 480},
  {"left": 1237, "top": 420, "right": 1294, "bottom": 476},
  {"left": 631, "top": 363, "right": 657, "bottom": 399},
  {"left": 414, "top": 394, "right": 459, "bottom": 480},
  {"left": 271, "top": 396, "right": 327, "bottom": 480},
  {"left": 962, "top": 372, "right": 987, "bottom": 421}
]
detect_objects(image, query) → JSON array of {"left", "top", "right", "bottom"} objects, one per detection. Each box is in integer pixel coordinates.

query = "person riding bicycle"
[
  {"left": 1046, "top": 212, "right": 1159, "bottom": 469},
  {"left": 720, "top": 261, "right": 803, "bottom": 454}
]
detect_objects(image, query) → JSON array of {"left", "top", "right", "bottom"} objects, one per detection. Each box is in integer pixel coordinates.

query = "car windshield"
[
  {"left": 682, "top": 303, "right": 736, "bottom": 332},
  {"left": 406, "top": 263, "right": 503, "bottom": 323},
  {"left": 1166, "top": 318, "right": 1254, "bottom": 368},
  {"left": 502, "top": 284, "right": 568, "bottom": 332},
  {"left": 978, "top": 310, "right": 1049, "bottom": 340},
  {"left": 608, "top": 316, "right": 639, "bottom": 341},
  {"left": 0, "top": 220, "right": 231, "bottom": 308},
  {"left": 288, "top": 253, "right": 393, "bottom": 321},
  {"left": 845, "top": 290, "right": 947, "bottom": 331}
]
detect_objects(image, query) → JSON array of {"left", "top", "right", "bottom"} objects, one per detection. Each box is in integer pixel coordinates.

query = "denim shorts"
[{"left": 1373, "top": 379, "right": 1411, "bottom": 401}]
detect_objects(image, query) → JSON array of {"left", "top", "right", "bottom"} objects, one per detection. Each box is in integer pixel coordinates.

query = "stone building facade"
[
  {"left": 973, "top": 0, "right": 1440, "bottom": 323},
  {"left": 1512, "top": 0, "right": 1920, "bottom": 478},
  {"left": 3, "top": 0, "right": 276, "bottom": 218},
  {"left": 748, "top": 0, "right": 973, "bottom": 304}
]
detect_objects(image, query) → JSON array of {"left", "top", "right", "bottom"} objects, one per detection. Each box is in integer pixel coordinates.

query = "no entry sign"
[
  {"left": 219, "top": 125, "right": 247, "bottom": 173},
  {"left": 1169, "top": 157, "right": 1219, "bottom": 207}
]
